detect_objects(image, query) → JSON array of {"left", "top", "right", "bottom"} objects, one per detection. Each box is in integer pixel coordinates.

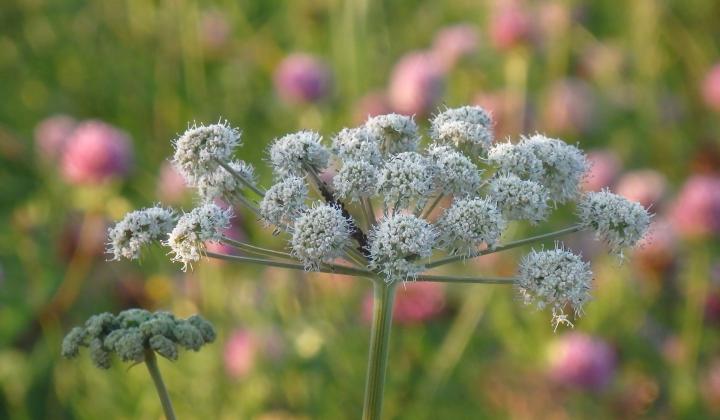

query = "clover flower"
[
  {"left": 368, "top": 214, "right": 436, "bottom": 283},
  {"left": 259, "top": 176, "right": 308, "bottom": 228},
  {"left": 196, "top": 160, "right": 256, "bottom": 202},
  {"left": 364, "top": 114, "right": 420, "bottom": 155},
  {"left": 427, "top": 145, "right": 482, "bottom": 196},
  {"left": 334, "top": 160, "right": 379, "bottom": 201},
  {"left": 62, "top": 309, "right": 215, "bottom": 369},
  {"left": 429, "top": 106, "right": 494, "bottom": 153},
  {"left": 172, "top": 122, "right": 241, "bottom": 185},
  {"left": 167, "top": 203, "right": 232, "bottom": 270},
  {"left": 107, "top": 206, "right": 175, "bottom": 260},
  {"left": 291, "top": 204, "right": 353, "bottom": 270},
  {"left": 578, "top": 190, "right": 651, "bottom": 255},
  {"left": 488, "top": 174, "right": 550, "bottom": 224},
  {"left": 436, "top": 197, "right": 505, "bottom": 256},
  {"left": 524, "top": 134, "right": 587, "bottom": 203},
  {"left": 269, "top": 130, "right": 329, "bottom": 178},
  {"left": 377, "top": 152, "right": 436, "bottom": 210},
  {"left": 517, "top": 247, "right": 593, "bottom": 328},
  {"left": 331, "top": 127, "right": 382, "bottom": 166}
]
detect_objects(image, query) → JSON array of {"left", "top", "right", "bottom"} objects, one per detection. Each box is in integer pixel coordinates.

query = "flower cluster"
[
  {"left": 107, "top": 206, "right": 175, "bottom": 260},
  {"left": 61, "top": 309, "right": 216, "bottom": 369},
  {"left": 367, "top": 214, "right": 436, "bottom": 282},
  {"left": 291, "top": 204, "right": 353, "bottom": 270},
  {"left": 167, "top": 203, "right": 232, "bottom": 270}
]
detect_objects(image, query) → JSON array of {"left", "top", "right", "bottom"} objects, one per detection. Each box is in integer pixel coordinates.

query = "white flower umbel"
[
  {"left": 427, "top": 145, "right": 482, "bottom": 196},
  {"left": 334, "top": 160, "right": 379, "bottom": 201},
  {"left": 517, "top": 247, "right": 593, "bottom": 328},
  {"left": 331, "top": 127, "right": 383, "bottom": 166},
  {"left": 524, "top": 134, "right": 587, "bottom": 203},
  {"left": 436, "top": 197, "right": 506, "bottom": 256},
  {"left": 269, "top": 130, "right": 329, "bottom": 178},
  {"left": 291, "top": 204, "right": 353, "bottom": 270},
  {"left": 167, "top": 203, "right": 232, "bottom": 270},
  {"left": 577, "top": 190, "right": 651, "bottom": 255},
  {"left": 429, "top": 106, "right": 494, "bottom": 153},
  {"left": 368, "top": 214, "right": 436, "bottom": 283},
  {"left": 259, "top": 176, "right": 308, "bottom": 228},
  {"left": 364, "top": 114, "right": 420, "bottom": 155},
  {"left": 487, "top": 141, "right": 544, "bottom": 181},
  {"left": 377, "top": 152, "right": 436, "bottom": 210},
  {"left": 107, "top": 206, "right": 175, "bottom": 260},
  {"left": 196, "top": 160, "right": 255, "bottom": 202},
  {"left": 489, "top": 174, "right": 550, "bottom": 224},
  {"left": 172, "top": 122, "right": 241, "bottom": 185}
]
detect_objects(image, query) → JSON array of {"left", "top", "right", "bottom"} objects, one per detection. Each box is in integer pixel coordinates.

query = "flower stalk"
[{"left": 145, "top": 349, "right": 177, "bottom": 420}]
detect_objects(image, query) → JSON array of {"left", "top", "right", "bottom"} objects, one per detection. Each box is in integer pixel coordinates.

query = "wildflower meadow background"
[{"left": 1, "top": 0, "right": 720, "bottom": 418}]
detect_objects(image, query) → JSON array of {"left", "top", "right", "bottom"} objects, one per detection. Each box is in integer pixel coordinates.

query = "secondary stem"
[
  {"left": 144, "top": 349, "right": 176, "bottom": 420},
  {"left": 416, "top": 274, "right": 517, "bottom": 284},
  {"left": 204, "top": 251, "right": 372, "bottom": 277},
  {"left": 362, "top": 281, "right": 397, "bottom": 420}
]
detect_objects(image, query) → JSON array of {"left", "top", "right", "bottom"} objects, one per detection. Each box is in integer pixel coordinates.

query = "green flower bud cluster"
[{"left": 61, "top": 309, "right": 216, "bottom": 369}]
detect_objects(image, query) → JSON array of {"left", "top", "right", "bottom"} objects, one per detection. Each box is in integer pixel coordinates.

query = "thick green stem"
[
  {"left": 144, "top": 349, "right": 176, "bottom": 420},
  {"left": 362, "top": 281, "right": 397, "bottom": 420}
]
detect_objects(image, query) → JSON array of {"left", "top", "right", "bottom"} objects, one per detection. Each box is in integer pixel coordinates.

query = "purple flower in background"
[
  {"left": 702, "top": 64, "right": 720, "bottom": 112},
  {"left": 547, "top": 333, "right": 616, "bottom": 391},
  {"left": 224, "top": 329, "right": 258, "bottom": 379},
  {"left": 431, "top": 24, "right": 479, "bottom": 71},
  {"left": 488, "top": 2, "right": 532, "bottom": 51},
  {"left": 616, "top": 169, "right": 667, "bottom": 210},
  {"left": 669, "top": 174, "right": 720, "bottom": 238},
  {"left": 34, "top": 114, "right": 77, "bottom": 163},
  {"left": 542, "top": 78, "right": 595, "bottom": 135},
  {"left": 582, "top": 150, "right": 621, "bottom": 192},
  {"left": 388, "top": 51, "right": 445, "bottom": 116},
  {"left": 156, "top": 162, "right": 189, "bottom": 204},
  {"left": 60, "top": 120, "right": 133, "bottom": 185},
  {"left": 363, "top": 282, "right": 446, "bottom": 325},
  {"left": 274, "top": 53, "right": 332, "bottom": 104}
]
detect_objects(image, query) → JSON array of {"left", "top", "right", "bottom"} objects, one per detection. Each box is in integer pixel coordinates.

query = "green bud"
[
  {"left": 61, "top": 327, "right": 86, "bottom": 359},
  {"left": 117, "top": 309, "right": 152, "bottom": 328},
  {"left": 188, "top": 315, "right": 217, "bottom": 343},
  {"left": 103, "top": 329, "right": 126, "bottom": 351},
  {"left": 149, "top": 335, "right": 178, "bottom": 361},
  {"left": 139, "top": 318, "right": 172, "bottom": 338},
  {"left": 84, "top": 313, "right": 116, "bottom": 338},
  {"left": 172, "top": 321, "right": 204, "bottom": 351},
  {"left": 114, "top": 328, "right": 145, "bottom": 362},
  {"left": 89, "top": 338, "right": 111, "bottom": 369}
]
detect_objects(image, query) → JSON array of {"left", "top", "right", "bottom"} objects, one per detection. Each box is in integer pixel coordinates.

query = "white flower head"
[
  {"left": 269, "top": 130, "right": 329, "bottom": 178},
  {"left": 427, "top": 145, "right": 482, "bottom": 196},
  {"left": 291, "top": 204, "right": 353, "bottom": 270},
  {"left": 489, "top": 174, "right": 550, "bottom": 224},
  {"left": 196, "top": 160, "right": 255, "bottom": 202},
  {"left": 436, "top": 197, "right": 506, "bottom": 256},
  {"left": 429, "top": 106, "right": 494, "bottom": 153},
  {"left": 172, "top": 121, "right": 241, "bottom": 185},
  {"left": 487, "top": 141, "right": 544, "bottom": 181},
  {"left": 368, "top": 214, "right": 436, "bottom": 283},
  {"left": 377, "top": 152, "right": 436, "bottom": 210},
  {"left": 517, "top": 246, "right": 593, "bottom": 328},
  {"left": 334, "top": 160, "right": 379, "bottom": 201},
  {"left": 259, "top": 176, "right": 308, "bottom": 228},
  {"left": 577, "top": 190, "right": 651, "bottom": 255},
  {"left": 331, "top": 127, "right": 382, "bottom": 166},
  {"left": 364, "top": 114, "right": 420, "bottom": 155},
  {"left": 107, "top": 206, "right": 176, "bottom": 260},
  {"left": 167, "top": 203, "right": 232, "bottom": 270},
  {"left": 523, "top": 134, "right": 588, "bottom": 203}
]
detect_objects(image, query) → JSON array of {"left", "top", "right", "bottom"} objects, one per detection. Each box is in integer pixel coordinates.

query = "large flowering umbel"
[
  {"left": 578, "top": 190, "right": 651, "bottom": 255},
  {"left": 334, "top": 160, "right": 378, "bottom": 201},
  {"left": 427, "top": 145, "right": 482, "bottom": 196},
  {"left": 269, "top": 130, "right": 329, "bottom": 178},
  {"left": 332, "top": 127, "right": 382, "bottom": 166},
  {"left": 489, "top": 174, "right": 549, "bottom": 224},
  {"left": 107, "top": 206, "right": 175, "bottom": 260},
  {"left": 436, "top": 197, "right": 505, "bottom": 256},
  {"left": 61, "top": 309, "right": 216, "bottom": 369},
  {"left": 430, "top": 106, "right": 494, "bottom": 153},
  {"left": 167, "top": 203, "right": 232, "bottom": 270},
  {"left": 377, "top": 152, "right": 436, "bottom": 210},
  {"left": 368, "top": 214, "right": 436, "bottom": 282},
  {"left": 364, "top": 113, "right": 420, "bottom": 156},
  {"left": 259, "top": 176, "right": 308, "bottom": 227},
  {"left": 291, "top": 204, "right": 353, "bottom": 270}
]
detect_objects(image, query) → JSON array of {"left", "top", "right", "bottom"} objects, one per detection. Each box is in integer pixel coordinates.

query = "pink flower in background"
[
  {"left": 388, "top": 51, "right": 445, "bottom": 116},
  {"left": 34, "top": 114, "right": 77, "bottom": 162},
  {"left": 669, "top": 174, "right": 720, "bottom": 238},
  {"left": 488, "top": 3, "right": 532, "bottom": 51},
  {"left": 474, "top": 89, "right": 523, "bottom": 138},
  {"left": 547, "top": 333, "right": 616, "bottom": 391},
  {"left": 156, "top": 162, "right": 188, "bottom": 204},
  {"left": 60, "top": 120, "right": 133, "bottom": 185},
  {"left": 274, "top": 53, "right": 332, "bottom": 104},
  {"left": 205, "top": 219, "right": 246, "bottom": 257},
  {"left": 616, "top": 169, "right": 667, "bottom": 209},
  {"left": 542, "top": 78, "right": 595, "bottom": 135},
  {"left": 579, "top": 43, "right": 625, "bottom": 83},
  {"left": 224, "top": 329, "right": 258, "bottom": 379},
  {"left": 633, "top": 218, "right": 677, "bottom": 273},
  {"left": 431, "top": 24, "right": 479, "bottom": 71},
  {"left": 582, "top": 150, "right": 621, "bottom": 192},
  {"left": 701, "top": 360, "right": 720, "bottom": 411},
  {"left": 363, "top": 282, "right": 445, "bottom": 325},
  {"left": 353, "top": 91, "right": 392, "bottom": 124},
  {"left": 199, "top": 10, "right": 232, "bottom": 51},
  {"left": 702, "top": 64, "right": 720, "bottom": 112}
]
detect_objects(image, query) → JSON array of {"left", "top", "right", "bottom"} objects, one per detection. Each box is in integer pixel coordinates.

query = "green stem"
[
  {"left": 144, "top": 349, "right": 176, "bottom": 420},
  {"left": 216, "top": 159, "right": 265, "bottom": 196},
  {"left": 426, "top": 225, "right": 584, "bottom": 269},
  {"left": 221, "top": 237, "right": 294, "bottom": 260},
  {"left": 416, "top": 274, "right": 517, "bottom": 284},
  {"left": 420, "top": 194, "right": 444, "bottom": 219},
  {"left": 362, "top": 281, "right": 397, "bottom": 420},
  {"left": 204, "top": 251, "right": 372, "bottom": 277}
]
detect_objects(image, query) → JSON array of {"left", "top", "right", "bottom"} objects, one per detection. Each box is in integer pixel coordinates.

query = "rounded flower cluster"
[
  {"left": 167, "top": 203, "right": 233, "bottom": 270},
  {"left": 517, "top": 247, "right": 593, "bottom": 328},
  {"left": 291, "top": 204, "right": 353, "bottom": 270},
  {"left": 334, "top": 160, "right": 378, "bottom": 201},
  {"left": 578, "top": 190, "right": 651, "bottom": 255},
  {"left": 427, "top": 145, "right": 482, "bottom": 196},
  {"left": 368, "top": 214, "right": 436, "bottom": 283},
  {"left": 61, "top": 309, "right": 216, "bottom": 369},
  {"left": 364, "top": 114, "right": 420, "bottom": 155},
  {"left": 331, "top": 127, "right": 382, "bottom": 166},
  {"left": 259, "top": 176, "right": 308, "bottom": 227},
  {"left": 172, "top": 122, "right": 241, "bottom": 185},
  {"left": 487, "top": 140, "right": 544, "bottom": 180},
  {"left": 196, "top": 160, "right": 255, "bottom": 202},
  {"left": 436, "top": 197, "right": 505, "bottom": 256},
  {"left": 377, "top": 152, "right": 436, "bottom": 209},
  {"left": 430, "top": 106, "right": 494, "bottom": 152},
  {"left": 107, "top": 206, "right": 175, "bottom": 260},
  {"left": 489, "top": 174, "right": 549, "bottom": 224},
  {"left": 269, "top": 130, "right": 329, "bottom": 178}
]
